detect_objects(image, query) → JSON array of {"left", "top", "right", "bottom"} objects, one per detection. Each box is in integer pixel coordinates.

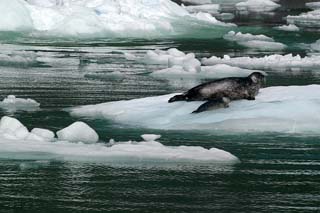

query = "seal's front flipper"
[
  {"left": 168, "top": 94, "right": 185, "bottom": 103},
  {"left": 192, "top": 98, "right": 228, "bottom": 114}
]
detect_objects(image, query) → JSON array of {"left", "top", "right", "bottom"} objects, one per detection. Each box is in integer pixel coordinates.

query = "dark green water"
[{"left": 0, "top": 1, "right": 320, "bottom": 212}]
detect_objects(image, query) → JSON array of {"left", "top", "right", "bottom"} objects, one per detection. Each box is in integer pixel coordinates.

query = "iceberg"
[
  {"left": 202, "top": 54, "right": 320, "bottom": 71},
  {"left": 70, "top": 85, "right": 320, "bottom": 134},
  {"left": 0, "top": 0, "right": 234, "bottom": 38},
  {"left": 0, "top": 116, "right": 239, "bottom": 163}
]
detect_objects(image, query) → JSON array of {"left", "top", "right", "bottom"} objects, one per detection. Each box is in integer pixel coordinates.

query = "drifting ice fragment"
[
  {"left": 0, "top": 95, "right": 40, "bottom": 111},
  {"left": 56, "top": 121, "right": 99, "bottom": 143},
  {"left": 236, "top": 0, "right": 280, "bottom": 12},
  {"left": 274, "top": 24, "right": 299, "bottom": 32},
  {"left": 202, "top": 54, "right": 320, "bottom": 71},
  {"left": 0, "top": 116, "right": 239, "bottom": 163},
  {"left": 141, "top": 134, "right": 161, "bottom": 142},
  {"left": 223, "top": 31, "right": 286, "bottom": 51},
  {"left": 31, "top": 128, "right": 55, "bottom": 142}
]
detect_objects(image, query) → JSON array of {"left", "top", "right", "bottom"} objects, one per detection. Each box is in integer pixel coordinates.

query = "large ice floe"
[
  {"left": 223, "top": 31, "right": 286, "bottom": 51},
  {"left": 202, "top": 54, "right": 320, "bottom": 71},
  {"left": 70, "top": 85, "right": 320, "bottom": 134},
  {"left": 0, "top": 116, "right": 238, "bottom": 163},
  {"left": 0, "top": 0, "right": 234, "bottom": 38}
]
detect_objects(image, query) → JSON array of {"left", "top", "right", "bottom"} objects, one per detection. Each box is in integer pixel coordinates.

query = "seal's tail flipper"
[{"left": 168, "top": 94, "right": 185, "bottom": 103}]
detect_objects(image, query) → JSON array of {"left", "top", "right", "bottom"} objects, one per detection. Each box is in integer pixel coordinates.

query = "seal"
[{"left": 168, "top": 72, "right": 265, "bottom": 113}]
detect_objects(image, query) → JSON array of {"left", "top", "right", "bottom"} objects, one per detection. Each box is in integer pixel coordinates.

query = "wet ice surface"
[
  {"left": 70, "top": 85, "right": 320, "bottom": 134},
  {"left": 0, "top": 0, "right": 320, "bottom": 212}
]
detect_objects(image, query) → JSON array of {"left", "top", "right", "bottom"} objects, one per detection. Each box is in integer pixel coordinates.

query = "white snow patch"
[{"left": 70, "top": 85, "right": 320, "bottom": 134}]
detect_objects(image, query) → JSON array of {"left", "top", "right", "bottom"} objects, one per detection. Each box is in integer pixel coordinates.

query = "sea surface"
[{"left": 0, "top": 0, "right": 319, "bottom": 212}]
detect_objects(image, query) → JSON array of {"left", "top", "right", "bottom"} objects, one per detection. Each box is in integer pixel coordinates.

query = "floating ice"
[
  {"left": 144, "top": 48, "right": 201, "bottom": 73},
  {"left": 224, "top": 31, "right": 273, "bottom": 42},
  {"left": 0, "top": 95, "right": 40, "bottom": 111},
  {"left": 0, "top": 116, "right": 29, "bottom": 140},
  {"left": 223, "top": 31, "right": 286, "bottom": 51},
  {"left": 181, "top": 0, "right": 212, "bottom": 5},
  {"left": 31, "top": 128, "right": 55, "bottom": 142},
  {"left": 202, "top": 54, "right": 320, "bottom": 71},
  {"left": 56, "top": 121, "right": 99, "bottom": 144},
  {"left": 236, "top": 0, "right": 280, "bottom": 12},
  {"left": 306, "top": 2, "right": 320, "bottom": 10},
  {"left": 70, "top": 85, "right": 320, "bottom": 134},
  {"left": 0, "top": 0, "right": 234, "bottom": 38},
  {"left": 151, "top": 64, "right": 263, "bottom": 79},
  {"left": 287, "top": 9, "right": 320, "bottom": 28},
  {"left": 141, "top": 134, "right": 162, "bottom": 142},
  {"left": 310, "top": 39, "right": 320, "bottom": 52},
  {"left": 0, "top": 0, "right": 33, "bottom": 31},
  {"left": 0, "top": 47, "right": 38, "bottom": 67},
  {"left": 0, "top": 116, "right": 239, "bottom": 163},
  {"left": 184, "top": 4, "right": 220, "bottom": 15},
  {"left": 274, "top": 24, "right": 300, "bottom": 32}
]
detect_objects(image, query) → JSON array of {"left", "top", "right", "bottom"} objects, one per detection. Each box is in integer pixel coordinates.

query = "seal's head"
[
  {"left": 168, "top": 94, "right": 186, "bottom": 103},
  {"left": 248, "top": 72, "right": 266, "bottom": 86}
]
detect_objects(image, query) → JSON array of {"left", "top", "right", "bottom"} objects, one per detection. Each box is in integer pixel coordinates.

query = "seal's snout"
[
  {"left": 168, "top": 94, "right": 185, "bottom": 103},
  {"left": 249, "top": 72, "right": 266, "bottom": 84}
]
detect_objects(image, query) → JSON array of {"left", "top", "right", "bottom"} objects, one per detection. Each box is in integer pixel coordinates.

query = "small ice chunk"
[
  {"left": 236, "top": 0, "right": 280, "bottom": 12},
  {"left": 224, "top": 31, "right": 273, "bottom": 42},
  {"left": 25, "top": 133, "right": 47, "bottom": 142},
  {"left": 56, "top": 121, "right": 99, "bottom": 144},
  {"left": 0, "top": 95, "right": 40, "bottom": 111},
  {"left": 274, "top": 24, "right": 300, "bottom": 32},
  {"left": 202, "top": 54, "right": 320, "bottom": 71},
  {"left": 223, "top": 31, "right": 286, "bottom": 51},
  {"left": 306, "top": 2, "right": 320, "bottom": 10},
  {"left": 184, "top": 4, "right": 220, "bottom": 15},
  {"left": 31, "top": 128, "right": 55, "bottom": 142},
  {"left": 141, "top": 134, "right": 161, "bottom": 142},
  {"left": 0, "top": 116, "right": 29, "bottom": 139}
]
